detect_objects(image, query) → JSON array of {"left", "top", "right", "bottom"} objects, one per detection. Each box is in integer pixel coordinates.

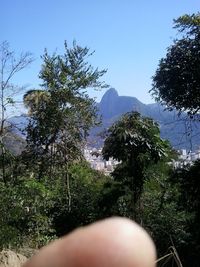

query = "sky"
[{"left": 1, "top": 0, "right": 200, "bottom": 105}]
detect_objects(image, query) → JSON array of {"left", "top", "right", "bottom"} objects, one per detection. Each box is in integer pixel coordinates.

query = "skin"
[{"left": 24, "top": 217, "right": 156, "bottom": 267}]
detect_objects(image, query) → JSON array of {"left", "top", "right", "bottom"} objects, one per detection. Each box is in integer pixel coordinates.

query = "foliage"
[
  {"left": 151, "top": 13, "right": 200, "bottom": 115},
  {"left": 150, "top": 14, "right": 200, "bottom": 265},
  {"left": 0, "top": 41, "right": 33, "bottom": 184},
  {"left": 0, "top": 179, "right": 55, "bottom": 249},
  {"left": 142, "top": 162, "right": 190, "bottom": 260},
  {"left": 100, "top": 131, "right": 192, "bottom": 265},
  {"left": 170, "top": 160, "right": 200, "bottom": 266},
  {"left": 102, "top": 111, "right": 170, "bottom": 212},
  {"left": 51, "top": 162, "right": 107, "bottom": 236},
  {"left": 0, "top": 41, "right": 109, "bottom": 251},
  {"left": 0, "top": 159, "right": 108, "bottom": 249},
  {"left": 24, "top": 41, "right": 107, "bottom": 181},
  {"left": 23, "top": 89, "right": 50, "bottom": 115}
]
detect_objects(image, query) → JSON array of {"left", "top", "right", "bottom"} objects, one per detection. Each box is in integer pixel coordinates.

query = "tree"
[
  {"left": 23, "top": 41, "right": 107, "bottom": 210},
  {"left": 51, "top": 162, "right": 107, "bottom": 236},
  {"left": 24, "top": 41, "right": 106, "bottom": 169},
  {"left": 0, "top": 41, "right": 33, "bottom": 184},
  {"left": 141, "top": 161, "right": 189, "bottom": 264},
  {"left": 102, "top": 112, "right": 170, "bottom": 218},
  {"left": 170, "top": 160, "right": 200, "bottom": 266},
  {"left": 151, "top": 13, "right": 200, "bottom": 116}
]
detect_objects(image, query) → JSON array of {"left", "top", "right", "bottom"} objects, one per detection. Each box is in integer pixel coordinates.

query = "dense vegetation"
[
  {"left": 151, "top": 13, "right": 200, "bottom": 116},
  {"left": 0, "top": 13, "right": 200, "bottom": 267}
]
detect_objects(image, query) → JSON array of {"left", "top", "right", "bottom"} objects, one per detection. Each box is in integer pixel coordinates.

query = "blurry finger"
[{"left": 24, "top": 217, "right": 156, "bottom": 267}]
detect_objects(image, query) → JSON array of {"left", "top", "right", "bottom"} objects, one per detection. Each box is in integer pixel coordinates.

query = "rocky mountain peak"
[{"left": 100, "top": 88, "right": 118, "bottom": 104}]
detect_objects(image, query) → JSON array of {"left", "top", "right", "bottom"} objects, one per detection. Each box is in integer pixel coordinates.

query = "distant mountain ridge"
[
  {"left": 7, "top": 88, "right": 200, "bottom": 151},
  {"left": 95, "top": 88, "right": 200, "bottom": 150}
]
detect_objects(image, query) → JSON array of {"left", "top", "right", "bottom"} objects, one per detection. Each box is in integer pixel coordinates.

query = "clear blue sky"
[{"left": 1, "top": 0, "right": 199, "bottom": 104}]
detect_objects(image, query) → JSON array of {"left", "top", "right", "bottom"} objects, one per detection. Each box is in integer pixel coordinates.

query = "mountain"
[
  {"left": 7, "top": 88, "right": 200, "bottom": 151},
  {"left": 93, "top": 88, "right": 200, "bottom": 150},
  {"left": 98, "top": 88, "right": 148, "bottom": 120}
]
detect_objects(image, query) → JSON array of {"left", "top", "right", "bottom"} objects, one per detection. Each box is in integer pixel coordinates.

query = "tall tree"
[
  {"left": 0, "top": 41, "right": 33, "bottom": 184},
  {"left": 102, "top": 112, "right": 170, "bottom": 218},
  {"left": 24, "top": 41, "right": 107, "bottom": 209},
  {"left": 151, "top": 13, "right": 200, "bottom": 116}
]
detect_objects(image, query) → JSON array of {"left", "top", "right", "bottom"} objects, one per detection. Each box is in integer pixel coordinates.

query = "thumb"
[{"left": 24, "top": 217, "right": 156, "bottom": 267}]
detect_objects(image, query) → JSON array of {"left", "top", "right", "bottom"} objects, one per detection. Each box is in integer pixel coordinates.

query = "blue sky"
[{"left": 1, "top": 0, "right": 199, "bottom": 104}]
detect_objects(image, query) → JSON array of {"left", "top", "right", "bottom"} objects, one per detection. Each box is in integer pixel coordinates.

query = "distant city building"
[
  {"left": 173, "top": 148, "right": 200, "bottom": 168},
  {"left": 85, "top": 146, "right": 200, "bottom": 173},
  {"left": 84, "top": 146, "right": 119, "bottom": 175}
]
